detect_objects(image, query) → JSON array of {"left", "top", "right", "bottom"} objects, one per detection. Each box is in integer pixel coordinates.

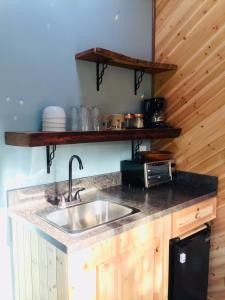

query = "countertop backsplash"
[{"left": 7, "top": 172, "right": 121, "bottom": 208}]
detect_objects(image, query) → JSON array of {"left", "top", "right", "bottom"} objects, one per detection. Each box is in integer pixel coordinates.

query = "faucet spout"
[{"left": 68, "top": 155, "right": 83, "bottom": 202}]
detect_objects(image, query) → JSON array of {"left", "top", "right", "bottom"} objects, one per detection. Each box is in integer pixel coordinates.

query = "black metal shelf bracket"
[
  {"left": 96, "top": 62, "right": 108, "bottom": 91},
  {"left": 134, "top": 70, "right": 145, "bottom": 95},
  {"left": 131, "top": 140, "right": 143, "bottom": 161},
  {"left": 46, "top": 145, "right": 56, "bottom": 174}
]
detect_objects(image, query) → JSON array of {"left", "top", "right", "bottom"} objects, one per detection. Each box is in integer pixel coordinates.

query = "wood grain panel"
[
  {"left": 12, "top": 221, "right": 20, "bottom": 300},
  {"left": 68, "top": 215, "right": 172, "bottom": 300},
  {"left": 24, "top": 229, "right": 32, "bottom": 300},
  {"left": 31, "top": 231, "right": 40, "bottom": 300},
  {"left": 172, "top": 197, "right": 217, "bottom": 238},
  {"left": 11, "top": 220, "right": 68, "bottom": 300},
  {"left": 5, "top": 128, "right": 181, "bottom": 147},
  {"left": 154, "top": 1, "right": 225, "bottom": 298},
  {"left": 39, "top": 238, "right": 48, "bottom": 300},
  {"left": 75, "top": 47, "right": 177, "bottom": 73}
]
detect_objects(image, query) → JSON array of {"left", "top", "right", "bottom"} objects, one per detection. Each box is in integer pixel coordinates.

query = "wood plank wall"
[{"left": 154, "top": 1, "right": 225, "bottom": 299}]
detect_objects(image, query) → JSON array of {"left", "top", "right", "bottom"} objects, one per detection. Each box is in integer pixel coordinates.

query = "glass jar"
[
  {"left": 124, "top": 114, "right": 134, "bottom": 129},
  {"left": 133, "top": 113, "right": 144, "bottom": 128},
  {"left": 111, "top": 114, "right": 125, "bottom": 130}
]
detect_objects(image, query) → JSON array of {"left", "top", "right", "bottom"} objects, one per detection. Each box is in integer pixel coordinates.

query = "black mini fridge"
[{"left": 168, "top": 225, "right": 211, "bottom": 300}]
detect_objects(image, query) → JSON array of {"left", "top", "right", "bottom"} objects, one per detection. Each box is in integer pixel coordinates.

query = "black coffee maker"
[{"left": 143, "top": 97, "right": 167, "bottom": 128}]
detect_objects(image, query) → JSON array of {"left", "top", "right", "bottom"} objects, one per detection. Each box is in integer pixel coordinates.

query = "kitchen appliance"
[
  {"left": 143, "top": 97, "right": 166, "bottom": 128},
  {"left": 169, "top": 225, "right": 211, "bottom": 300},
  {"left": 121, "top": 160, "right": 172, "bottom": 188}
]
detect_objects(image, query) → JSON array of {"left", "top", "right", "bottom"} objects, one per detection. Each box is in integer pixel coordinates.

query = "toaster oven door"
[{"left": 145, "top": 161, "right": 172, "bottom": 187}]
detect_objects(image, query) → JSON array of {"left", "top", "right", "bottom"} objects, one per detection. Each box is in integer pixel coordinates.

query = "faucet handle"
[
  {"left": 74, "top": 187, "right": 86, "bottom": 201},
  {"left": 58, "top": 193, "right": 68, "bottom": 209}
]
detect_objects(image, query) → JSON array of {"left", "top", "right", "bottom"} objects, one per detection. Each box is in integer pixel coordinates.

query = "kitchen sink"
[{"left": 36, "top": 200, "right": 139, "bottom": 234}]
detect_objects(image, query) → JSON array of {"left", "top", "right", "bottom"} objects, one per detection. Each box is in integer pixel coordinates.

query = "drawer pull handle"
[
  {"left": 179, "top": 224, "right": 208, "bottom": 240},
  {"left": 195, "top": 212, "right": 200, "bottom": 219}
]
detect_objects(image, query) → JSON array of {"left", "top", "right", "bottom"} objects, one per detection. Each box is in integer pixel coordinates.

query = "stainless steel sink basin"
[{"left": 37, "top": 200, "right": 139, "bottom": 234}]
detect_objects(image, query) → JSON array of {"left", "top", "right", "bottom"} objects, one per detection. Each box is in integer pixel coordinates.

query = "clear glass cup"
[
  {"left": 91, "top": 106, "right": 101, "bottom": 131},
  {"left": 70, "top": 106, "right": 79, "bottom": 131},
  {"left": 79, "top": 105, "right": 92, "bottom": 131}
]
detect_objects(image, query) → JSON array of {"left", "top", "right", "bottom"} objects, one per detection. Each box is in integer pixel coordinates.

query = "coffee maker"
[{"left": 143, "top": 97, "right": 167, "bottom": 128}]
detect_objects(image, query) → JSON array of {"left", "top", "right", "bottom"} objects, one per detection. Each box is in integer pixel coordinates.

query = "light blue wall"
[
  {"left": 0, "top": 2, "right": 152, "bottom": 298},
  {"left": 0, "top": 0, "right": 152, "bottom": 207}
]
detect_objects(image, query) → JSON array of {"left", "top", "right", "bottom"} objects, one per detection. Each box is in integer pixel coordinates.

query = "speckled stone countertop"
[{"left": 8, "top": 171, "right": 217, "bottom": 254}]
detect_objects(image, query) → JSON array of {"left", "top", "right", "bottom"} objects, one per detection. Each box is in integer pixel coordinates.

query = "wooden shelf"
[
  {"left": 75, "top": 48, "right": 177, "bottom": 74},
  {"left": 5, "top": 128, "right": 181, "bottom": 147}
]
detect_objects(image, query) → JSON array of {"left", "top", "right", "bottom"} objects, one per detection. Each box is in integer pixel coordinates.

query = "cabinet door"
[
  {"left": 68, "top": 215, "right": 171, "bottom": 300},
  {"left": 97, "top": 240, "right": 157, "bottom": 300}
]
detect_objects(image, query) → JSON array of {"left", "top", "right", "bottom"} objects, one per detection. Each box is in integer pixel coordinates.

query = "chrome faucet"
[{"left": 58, "top": 155, "right": 84, "bottom": 208}]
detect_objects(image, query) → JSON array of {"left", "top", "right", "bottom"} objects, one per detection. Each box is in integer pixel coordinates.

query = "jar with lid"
[
  {"left": 124, "top": 114, "right": 134, "bottom": 129},
  {"left": 133, "top": 113, "right": 144, "bottom": 128}
]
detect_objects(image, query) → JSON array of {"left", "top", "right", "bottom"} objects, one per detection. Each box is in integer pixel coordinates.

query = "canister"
[
  {"left": 133, "top": 113, "right": 144, "bottom": 128},
  {"left": 124, "top": 114, "right": 134, "bottom": 129}
]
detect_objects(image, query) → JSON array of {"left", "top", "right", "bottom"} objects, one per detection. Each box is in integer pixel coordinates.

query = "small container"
[
  {"left": 133, "top": 113, "right": 144, "bottom": 128},
  {"left": 101, "top": 114, "right": 112, "bottom": 130},
  {"left": 124, "top": 114, "right": 134, "bottom": 129},
  {"left": 111, "top": 114, "right": 125, "bottom": 130}
]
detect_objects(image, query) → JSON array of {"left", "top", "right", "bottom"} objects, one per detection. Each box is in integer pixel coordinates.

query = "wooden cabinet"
[
  {"left": 10, "top": 197, "right": 217, "bottom": 300},
  {"left": 11, "top": 215, "right": 171, "bottom": 300},
  {"left": 172, "top": 197, "right": 217, "bottom": 238},
  {"left": 68, "top": 215, "right": 171, "bottom": 300}
]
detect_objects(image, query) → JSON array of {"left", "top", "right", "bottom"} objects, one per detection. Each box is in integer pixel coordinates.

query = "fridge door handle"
[{"left": 179, "top": 223, "right": 209, "bottom": 240}]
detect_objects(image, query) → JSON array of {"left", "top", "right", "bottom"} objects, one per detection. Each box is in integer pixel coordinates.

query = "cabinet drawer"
[{"left": 172, "top": 197, "right": 217, "bottom": 237}]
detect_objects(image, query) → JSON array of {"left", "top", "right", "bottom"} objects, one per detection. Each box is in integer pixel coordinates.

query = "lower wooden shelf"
[{"left": 5, "top": 128, "right": 181, "bottom": 147}]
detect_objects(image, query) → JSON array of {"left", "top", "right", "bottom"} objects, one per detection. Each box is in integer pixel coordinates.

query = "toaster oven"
[{"left": 121, "top": 160, "right": 172, "bottom": 188}]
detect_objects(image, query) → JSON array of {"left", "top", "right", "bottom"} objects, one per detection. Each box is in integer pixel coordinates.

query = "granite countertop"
[{"left": 9, "top": 171, "right": 217, "bottom": 254}]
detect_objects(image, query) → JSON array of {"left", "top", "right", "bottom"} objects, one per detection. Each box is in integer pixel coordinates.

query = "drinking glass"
[
  {"left": 79, "top": 105, "right": 92, "bottom": 131},
  {"left": 91, "top": 106, "right": 101, "bottom": 131},
  {"left": 70, "top": 106, "right": 79, "bottom": 131}
]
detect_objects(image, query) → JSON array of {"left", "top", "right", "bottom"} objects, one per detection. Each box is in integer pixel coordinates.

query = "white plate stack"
[{"left": 42, "top": 106, "right": 66, "bottom": 132}]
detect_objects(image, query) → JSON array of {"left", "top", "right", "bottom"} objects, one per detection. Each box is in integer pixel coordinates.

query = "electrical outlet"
[{"left": 139, "top": 145, "right": 147, "bottom": 151}]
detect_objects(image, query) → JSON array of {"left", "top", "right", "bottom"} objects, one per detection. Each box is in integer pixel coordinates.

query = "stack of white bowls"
[{"left": 42, "top": 106, "right": 66, "bottom": 132}]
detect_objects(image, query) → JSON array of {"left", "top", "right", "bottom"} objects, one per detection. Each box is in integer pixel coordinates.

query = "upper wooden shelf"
[
  {"left": 75, "top": 48, "right": 177, "bottom": 74},
  {"left": 5, "top": 128, "right": 181, "bottom": 147}
]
